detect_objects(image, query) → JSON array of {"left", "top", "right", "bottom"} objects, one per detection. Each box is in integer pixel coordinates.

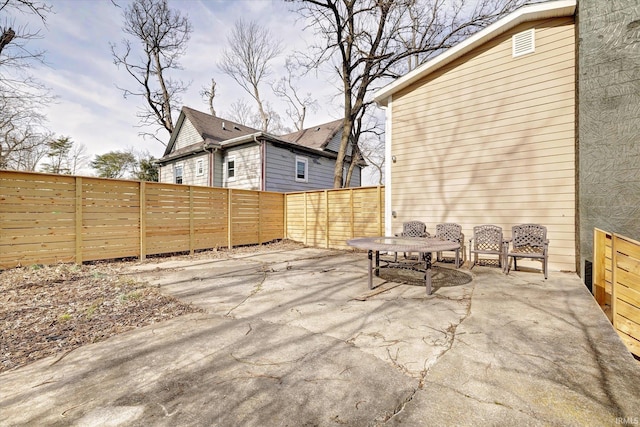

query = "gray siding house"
[{"left": 157, "top": 107, "right": 363, "bottom": 191}]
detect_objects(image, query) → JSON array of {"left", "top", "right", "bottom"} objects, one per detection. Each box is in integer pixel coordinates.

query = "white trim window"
[
  {"left": 295, "top": 156, "right": 309, "bottom": 183},
  {"left": 196, "top": 158, "right": 204, "bottom": 176},
  {"left": 174, "top": 164, "right": 183, "bottom": 184},
  {"left": 227, "top": 156, "right": 236, "bottom": 181}
]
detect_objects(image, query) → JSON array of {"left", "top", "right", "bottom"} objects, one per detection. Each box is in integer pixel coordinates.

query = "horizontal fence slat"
[
  {"left": 611, "top": 233, "right": 640, "bottom": 357},
  {"left": 0, "top": 171, "right": 287, "bottom": 269}
]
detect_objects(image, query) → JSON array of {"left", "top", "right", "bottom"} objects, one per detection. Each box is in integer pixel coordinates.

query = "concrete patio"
[{"left": 1, "top": 246, "right": 638, "bottom": 426}]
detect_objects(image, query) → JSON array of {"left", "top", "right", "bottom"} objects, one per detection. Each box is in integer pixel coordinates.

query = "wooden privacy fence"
[
  {"left": 0, "top": 171, "right": 284, "bottom": 269},
  {"left": 285, "top": 186, "right": 384, "bottom": 250},
  {"left": 593, "top": 228, "right": 640, "bottom": 357}
]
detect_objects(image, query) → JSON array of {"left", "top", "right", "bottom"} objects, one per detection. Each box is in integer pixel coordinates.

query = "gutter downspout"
[
  {"left": 255, "top": 135, "right": 265, "bottom": 191},
  {"left": 209, "top": 149, "right": 216, "bottom": 187},
  {"left": 383, "top": 96, "right": 393, "bottom": 236},
  {"left": 203, "top": 142, "right": 218, "bottom": 187}
]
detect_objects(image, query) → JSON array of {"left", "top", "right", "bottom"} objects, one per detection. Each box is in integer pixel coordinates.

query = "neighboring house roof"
[
  {"left": 159, "top": 107, "right": 357, "bottom": 164},
  {"left": 373, "top": 0, "right": 576, "bottom": 106},
  {"left": 162, "top": 107, "right": 260, "bottom": 158},
  {"left": 279, "top": 119, "right": 344, "bottom": 152}
]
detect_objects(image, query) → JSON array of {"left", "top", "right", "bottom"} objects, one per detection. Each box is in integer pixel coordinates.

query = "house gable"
[
  {"left": 174, "top": 118, "right": 201, "bottom": 151},
  {"left": 162, "top": 107, "right": 260, "bottom": 159},
  {"left": 374, "top": 0, "right": 576, "bottom": 106}
]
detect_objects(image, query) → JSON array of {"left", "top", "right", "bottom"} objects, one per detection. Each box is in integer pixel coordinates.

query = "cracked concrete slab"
[
  {"left": 0, "top": 314, "right": 416, "bottom": 426},
  {"left": 1, "top": 248, "right": 639, "bottom": 426}
]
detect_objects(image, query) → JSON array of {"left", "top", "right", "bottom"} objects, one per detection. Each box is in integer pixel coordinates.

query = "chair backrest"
[
  {"left": 512, "top": 224, "right": 547, "bottom": 248},
  {"left": 436, "top": 223, "right": 462, "bottom": 243},
  {"left": 473, "top": 225, "right": 503, "bottom": 251},
  {"left": 402, "top": 221, "right": 427, "bottom": 237}
]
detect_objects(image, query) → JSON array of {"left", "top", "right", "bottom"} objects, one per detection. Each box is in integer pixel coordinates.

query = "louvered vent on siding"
[{"left": 512, "top": 29, "right": 535, "bottom": 57}]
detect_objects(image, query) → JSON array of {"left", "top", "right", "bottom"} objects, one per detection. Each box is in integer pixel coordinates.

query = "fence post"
[
  {"left": 189, "top": 186, "right": 195, "bottom": 255},
  {"left": 258, "top": 192, "right": 263, "bottom": 244},
  {"left": 228, "top": 188, "right": 233, "bottom": 249},
  {"left": 303, "top": 192, "right": 308, "bottom": 246},
  {"left": 593, "top": 228, "right": 606, "bottom": 304},
  {"left": 75, "top": 177, "right": 83, "bottom": 264},
  {"left": 350, "top": 189, "right": 354, "bottom": 239},
  {"left": 377, "top": 186, "right": 383, "bottom": 236},
  {"left": 284, "top": 194, "right": 288, "bottom": 240},
  {"left": 325, "top": 190, "right": 329, "bottom": 249},
  {"left": 139, "top": 181, "right": 146, "bottom": 260}
]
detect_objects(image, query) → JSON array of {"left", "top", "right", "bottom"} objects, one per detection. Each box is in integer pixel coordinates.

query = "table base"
[{"left": 368, "top": 250, "right": 440, "bottom": 295}]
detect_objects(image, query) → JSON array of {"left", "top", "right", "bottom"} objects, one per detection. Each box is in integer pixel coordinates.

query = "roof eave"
[
  {"left": 157, "top": 146, "right": 206, "bottom": 165},
  {"left": 373, "top": 0, "right": 576, "bottom": 107}
]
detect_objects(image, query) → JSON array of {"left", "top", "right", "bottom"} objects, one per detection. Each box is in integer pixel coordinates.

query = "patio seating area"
[{"left": 1, "top": 245, "right": 638, "bottom": 426}]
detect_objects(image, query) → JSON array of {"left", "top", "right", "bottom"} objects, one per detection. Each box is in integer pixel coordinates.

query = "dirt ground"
[{"left": 0, "top": 240, "right": 304, "bottom": 373}]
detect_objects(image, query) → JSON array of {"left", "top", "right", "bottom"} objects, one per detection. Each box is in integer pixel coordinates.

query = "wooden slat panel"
[
  {"left": 616, "top": 299, "right": 640, "bottom": 329},
  {"left": 615, "top": 248, "right": 640, "bottom": 276},
  {"left": 616, "top": 283, "right": 640, "bottom": 312},
  {"left": 612, "top": 233, "right": 640, "bottom": 357},
  {"left": 616, "top": 331, "right": 640, "bottom": 357},
  {"left": 1, "top": 171, "right": 378, "bottom": 268}
]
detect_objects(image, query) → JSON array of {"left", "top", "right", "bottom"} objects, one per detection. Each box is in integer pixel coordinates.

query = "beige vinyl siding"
[
  {"left": 224, "top": 145, "right": 261, "bottom": 190},
  {"left": 159, "top": 165, "right": 173, "bottom": 184},
  {"left": 390, "top": 17, "right": 576, "bottom": 272},
  {"left": 174, "top": 119, "right": 202, "bottom": 150},
  {"left": 181, "top": 154, "right": 208, "bottom": 187}
]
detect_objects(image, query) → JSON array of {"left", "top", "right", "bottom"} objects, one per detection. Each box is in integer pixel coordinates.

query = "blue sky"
[{"left": 24, "top": 0, "right": 343, "bottom": 174}]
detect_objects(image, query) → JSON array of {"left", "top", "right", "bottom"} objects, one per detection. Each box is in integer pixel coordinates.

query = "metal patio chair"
[
  {"left": 468, "top": 224, "right": 504, "bottom": 269},
  {"left": 435, "top": 223, "right": 464, "bottom": 268},
  {"left": 395, "top": 220, "right": 429, "bottom": 261},
  {"left": 504, "top": 224, "right": 549, "bottom": 279}
]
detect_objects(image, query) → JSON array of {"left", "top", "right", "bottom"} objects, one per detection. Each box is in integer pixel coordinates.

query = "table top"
[{"left": 347, "top": 236, "right": 460, "bottom": 252}]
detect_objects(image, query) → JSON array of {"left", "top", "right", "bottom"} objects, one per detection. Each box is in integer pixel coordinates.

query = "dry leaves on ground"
[
  {"left": 0, "top": 261, "right": 201, "bottom": 373},
  {"left": 0, "top": 240, "right": 304, "bottom": 374}
]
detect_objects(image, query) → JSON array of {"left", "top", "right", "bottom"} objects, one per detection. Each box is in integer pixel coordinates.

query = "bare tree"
[
  {"left": 111, "top": 0, "right": 192, "bottom": 144},
  {"left": 200, "top": 78, "right": 217, "bottom": 116},
  {"left": 0, "top": 1, "right": 50, "bottom": 71},
  {"left": 219, "top": 19, "right": 282, "bottom": 132},
  {"left": 68, "top": 142, "right": 89, "bottom": 174},
  {"left": 1, "top": 0, "right": 51, "bottom": 99},
  {"left": 0, "top": 93, "right": 50, "bottom": 170},
  {"left": 359, "top": 131, "right": 385, "bottom": 186},
  {"left": 0, "top": 1, "right": 52, "bottom": 170},
  {"left": 293, "top": 0, "right": 528, "bottom": 187},
  {"left": 13, "top": 140, "right": 47, "bottom": 170},
  {"left": 272, "top": 58, "right": 318, "bottom": 131},
  {"left": 226, "top": 98, "right": 260, "bottom": 129}
]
